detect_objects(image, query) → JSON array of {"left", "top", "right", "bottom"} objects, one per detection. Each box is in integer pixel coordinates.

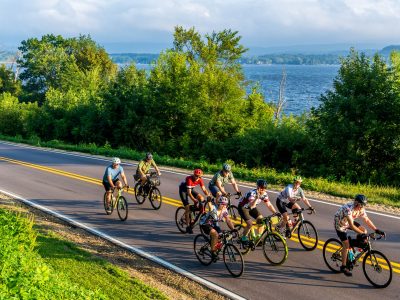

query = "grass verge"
[{"left": 1, "top": 134, "right": 399, "bottom": 208}]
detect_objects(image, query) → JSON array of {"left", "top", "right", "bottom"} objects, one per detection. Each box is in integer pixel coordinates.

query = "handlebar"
[
  {"left": 369, "top": 232, "right": 386, "bottom": 240},
  {"left": 223, "top": 192, "right": 242, "bottom": 199}
]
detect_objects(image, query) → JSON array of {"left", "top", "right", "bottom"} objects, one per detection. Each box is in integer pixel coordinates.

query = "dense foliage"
[{"left": 1, "top": 28, "right": 400, "bottom": 186}]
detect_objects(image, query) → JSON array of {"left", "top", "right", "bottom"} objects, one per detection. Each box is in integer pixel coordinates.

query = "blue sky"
[{"left": 1, "top": 0, "right": 399, "bottom": 53}]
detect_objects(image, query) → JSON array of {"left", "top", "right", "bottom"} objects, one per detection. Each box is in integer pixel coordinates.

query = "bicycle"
[
  {"left": 224, "top": 192, "right": 243, "bottom": 225},
  {"left": 175, "top": 198, "right": 209, "bottom": 234},
  {"left": 103, "top": 186, "right": 129, "bottom": 221},
  {"left": 134, "top": 171, "right": 162, "bottom": 210},
  {"left": 323, "top": 232, "right": 392, "bottom": 288},
  {"left": 235, "top": 213, "right": 288, "bottom": 265},
  {"left": 194, "top": 230, "right": 244, "bottom": 277},
  {"left": 276, "top": 207, "right": 318, "bottom": 251}
]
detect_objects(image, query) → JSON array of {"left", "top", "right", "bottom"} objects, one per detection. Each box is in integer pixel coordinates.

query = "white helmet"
[
  {"left": 112, "top": 157, "right": 121, "bottom": 164},
  {"left": 219, "top": 196, "right": 229, "bottom": 206}
]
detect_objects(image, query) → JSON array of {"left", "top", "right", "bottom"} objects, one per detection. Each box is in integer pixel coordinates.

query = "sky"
[{"left": 1, "top": 0, "right": 400, "bottom": 53}]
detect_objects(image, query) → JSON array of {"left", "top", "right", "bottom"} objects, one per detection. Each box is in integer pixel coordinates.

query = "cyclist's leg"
[
  {"left": 251, "top": 208, "right": 264, "bottom": 235},
  {"left": 103, "top": 181, "right": 113, "bottom": 207},
  {"left": 276, "top": 198, "right": 289, "bottom": 228},
  {"left": 239, "top": 206, "right": 253, "bottom": 240},
  {"left": 115, "top": 179, "right": 123, "bottom": 190},
  {"left": 290, "top": 202, "right": 301, "bottom": 224},
  {"left": 209, "top": 227, "right": 218, "bottom": 252},
  {"left": 336, "top": 229, "right": 352, "bottom": 276}
]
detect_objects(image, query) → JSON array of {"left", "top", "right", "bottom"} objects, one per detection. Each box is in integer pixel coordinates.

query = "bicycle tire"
[
  {"left": 223, "top": 244, "right": 244, "bottom": 277},
  {"left": 103, "top": 192, "right": 112, "bottom": 215},
  {"left": 363, "top": 250, "right": 393, "bottom": 288},
  {"left": 234, "top": 224, "right": 251, "bottom": 255},
  {"left": 149, "top": 187, "right": 162, "bottom": 210},
  {"left": 175, "top": 206, "right": 189, "bottom": 233},
  {"left": 322, "top": 238, "right": 342, "bottom": 273},
  {"left": 134, "top": 182, "right": 146, "bottom": 204},
  {"left": 229, "top": 205, "right": 243, "bottom": 225},
  {"left": 194, "top": 234, "right": 213, "bottom": 266},
  {"left": 297, "top": 220, "right": 318, "bottom": 251},
  {"left": 117, "top": 196, "right": 128, "bottom": 221},
  {"left": 262, "top": 232, "right": 288, "bottom": 265}
]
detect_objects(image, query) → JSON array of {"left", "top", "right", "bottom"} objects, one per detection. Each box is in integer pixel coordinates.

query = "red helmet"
[{"left": 194, "top": 169, "right": 203, "bottom": 176}]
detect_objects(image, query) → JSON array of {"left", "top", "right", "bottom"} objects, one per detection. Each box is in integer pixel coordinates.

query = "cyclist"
[
  {"left": 238, "top": 179, "right": 278, "bottom": 245},
  {"left": 179, "top": 168, "right": 211, "bottom": 234},
  {"left": 199, "top": 196, "right": 237, "bottom": 260},
  {"left": 276, "top": 176, "right": 314, "bottom": 238},
  {"left": 334, "top": 194, "right": 385, "bottom": 277},
  {"left": 208, "top": 163, "right": 241, "bottom": 203},
  {"left": 102, "top": 157, "right": 129, "bottom": 210},
  {"left": 135, "top": 152, "right": 161, "bottom": 188}
]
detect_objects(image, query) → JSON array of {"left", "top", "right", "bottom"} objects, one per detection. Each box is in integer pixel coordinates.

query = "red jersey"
[{"left": 185, "top": 175, "right": 205, "bottom": 189}]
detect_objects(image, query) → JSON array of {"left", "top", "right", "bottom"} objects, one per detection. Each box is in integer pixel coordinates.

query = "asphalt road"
[{"left": 0, "top": 141, "right": 399, "bottom": 300}]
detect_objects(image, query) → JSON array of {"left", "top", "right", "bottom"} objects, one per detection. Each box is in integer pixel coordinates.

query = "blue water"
[{"left": 135, "top": 63, "right": 341, "bottom": 116}]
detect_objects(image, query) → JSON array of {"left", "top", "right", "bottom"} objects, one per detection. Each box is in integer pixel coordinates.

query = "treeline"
[
  {"left": 1, "top": 27, "right": 400, "bottom": 186},
  {"left": 110, "top": 53, "right": 159, "bottom": 64},
  {"left": 240, "top": 53, "right": 340, "bottom": 65}
]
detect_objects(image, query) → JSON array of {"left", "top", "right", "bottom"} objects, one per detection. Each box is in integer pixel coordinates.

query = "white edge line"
[
  {"left": 0, "top": 188, "right": 247, "bottom": 300},
  {"left": 2, "top": 140, "right": 400, "bottom": 220}
]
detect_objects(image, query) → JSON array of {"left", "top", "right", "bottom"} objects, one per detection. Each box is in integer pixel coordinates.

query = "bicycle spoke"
[
  {"left": 363, "top": 250, "right": 393, "bottom": 288},
  {"left": 223, "top": 244, "right": 244, "bottom": 277}
]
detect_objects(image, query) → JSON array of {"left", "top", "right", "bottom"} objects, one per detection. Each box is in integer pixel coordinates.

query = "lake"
[{"left": 136, "top": 63, "right": 340, "bottom": 116}]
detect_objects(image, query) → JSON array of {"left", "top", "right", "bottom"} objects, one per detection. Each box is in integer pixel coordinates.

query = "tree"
[
  {"left": 0, "top": 64, "right": 21, "bottom": 96},
  {"left": 308, "top": 49, "right": 400, "bottom": 184}
]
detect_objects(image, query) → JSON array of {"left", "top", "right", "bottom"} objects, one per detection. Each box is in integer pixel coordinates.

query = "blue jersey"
[{"left": 102, "top": 165, "right": 124, "bottom": 182}]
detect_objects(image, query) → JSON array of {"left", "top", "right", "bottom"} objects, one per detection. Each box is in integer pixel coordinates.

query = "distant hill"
[
  {"left": 380, "top": 45, "right": 400, "bottom": 56},
  {"left": 109, "top": 53, "right": 159, "bottom": 64}
]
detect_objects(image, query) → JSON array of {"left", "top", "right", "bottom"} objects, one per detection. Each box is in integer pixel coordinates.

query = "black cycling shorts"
[
  {"left": 179, "top": 183, "right": 199, "bottom": 206},
  {"left": 336, "top": 221, "right": 361, "bottom": 241},
  {"left": 276, "top": 198, "right": 295, "bottom": 214},
  {"left": 201, "top": 224, "right": 221, "bottom": 236},
  {"left": 102, "top": 179, "right": 120, "bottom": 192},
  {"left": 238, "top": 205, "right": 261, "bottom": 222}
]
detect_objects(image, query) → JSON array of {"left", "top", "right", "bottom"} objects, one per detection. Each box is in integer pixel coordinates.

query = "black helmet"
[
  {"left": 256, "top": 179, "right": 268, "bottom": 189},
  {"left": 146, "top": 152, "right": 153, "bottom": 160},
  {"left": 354, "top": 194, "right": 367, "bottom": 206}
]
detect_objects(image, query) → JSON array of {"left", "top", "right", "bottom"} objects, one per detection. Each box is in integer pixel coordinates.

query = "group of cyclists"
[{"left": 102, "top": 155, "right": 386, "bottom": 278}]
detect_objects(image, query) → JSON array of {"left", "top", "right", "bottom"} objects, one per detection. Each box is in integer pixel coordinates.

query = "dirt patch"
[{"left": 0, "top": 193, "right": 226, "bottom": 300}]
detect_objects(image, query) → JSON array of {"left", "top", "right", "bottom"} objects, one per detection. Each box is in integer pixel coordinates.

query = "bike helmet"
[
  {"left": 194, "top": 168, "right": 203, "bottom": 177},
  {"left": 219, "top": 196, "right": 229, "bottom": 206},
  {"left": 112, "top": 157, "right": 121, "bottom": 164},
  {"left": 256, "top": 179, "right": 268, "bottom": 189},
  {"left": 293, "top": 175, "right": 303, "bottom": 183},
  {"left": 222, "top": 163, "right": 231, "bottom": 172},
  {"left": 354, "top": 194, "right": 367, "bottom": 206},
  {"left": 145, "top": 152, "right": 153, "bottom": 160}
]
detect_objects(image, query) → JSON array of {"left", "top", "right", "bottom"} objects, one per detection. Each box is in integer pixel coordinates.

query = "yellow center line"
[{"left": 1, "top": 156, "right": 399, "bottom": 274}]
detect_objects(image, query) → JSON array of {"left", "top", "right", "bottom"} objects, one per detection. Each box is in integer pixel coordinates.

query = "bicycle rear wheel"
[
  {"left": 228, "top": 205, "right": 243, "bottom": 225},
  {"left": 297, "top": 220, "right": 318, "bottom": 251},
  {"left": 103, "top": 192, "right": 112, "bottom": 215},
  {"left": 149, "top": 187, "right": 162, "bottom": 210},
  {"left": 262, "top": 232, "right": 288, "bottom": 265},
  {"left": 117, "top": 196, "right": 128, "bottom": 221},
  {"left": 363, "top": 250, "right": 392, "bottom": 288},
  {"left": 223, "top": 244, "right": 244, "bottom": 277},
  {"left": 175, "top": 206, "right": 189, "bottom": 233},
  {"left": 134, "top": 182, "right": 146, "bottom": 204},
  {"left": 322, "top": 238, "right": 342, "bottom": 273},
  {"left": 194, "top": 234, "right": 213, "bottom": 266}
]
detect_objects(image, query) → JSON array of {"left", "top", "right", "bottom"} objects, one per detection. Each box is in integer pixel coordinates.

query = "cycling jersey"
[
  {"left": 208, "top": 171, "right": 234, "bottom": 188},
  {"left": 277, "top": 184, "right": 305, "bottom": 203},
  {"left": 238, "top": 188, "right": 269, "bottom": 208},
  {"left": 334, "top": 202, "right": 367, "bottom": 232},
  {"left": 102, "top": 164, "right": 124, "bottom": 182},
  {"left": 182, "top": 175, "right": 205, "bottom": 189},
  {"left": 136, "top": 159, "right": 156, "bottom": 174},
  {"left": 179, "top": 175, "right": 205, "bottom": 206},
  {"left": 200, "top": 204, "right": 229, "bottom": 226}
]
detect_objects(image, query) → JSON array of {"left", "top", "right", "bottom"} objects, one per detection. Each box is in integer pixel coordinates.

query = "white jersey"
[
  {"left": 334, "top": 202, "right": 367, "bottom": 232},
  {"left": 278, "top": 184, "right": 305, "bottom": 203}
]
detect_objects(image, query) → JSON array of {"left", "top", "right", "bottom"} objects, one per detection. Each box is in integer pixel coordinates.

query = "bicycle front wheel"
[
  {"left": 322, "top": 238, "right": 342, "bottom": 273},
  {"left": 134, "top": 183, "right": 146, "bottom": 204},
  {"left": 103, "top": 192, "right": 112, "bottom": 215},
  {"left": 149, "top": 187, "right": 162, "bottom": 210},
  {"left": 363, "top": 250, "right": 392, "bottom": 288},
  {"left": 194, "top": 234, "right": 213, "bottom": 266},
  {"left": 228, "top": 205, "right": 243, "bottom": 225},
  {"left": 262, "top": 232, "right": 288, "bottom": 265},
  {"left": 117, "top": 196, "right": 128, "bottom": 221},
  {"left": 223, "top": 244, "right": 244, "bottom": 277},
  {"left": 297, "top": 220, "right": 318, "bottom": 251}
]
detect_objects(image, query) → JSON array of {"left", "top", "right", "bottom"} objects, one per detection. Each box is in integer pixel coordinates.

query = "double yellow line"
[{"left": 1, "top": 155, "right": 399, "bottom": 274}]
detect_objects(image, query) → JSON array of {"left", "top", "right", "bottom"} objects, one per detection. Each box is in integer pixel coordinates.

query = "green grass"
[
  {"left": 1, "top": 134, "right": 399, "bottom": 208},
  {"left": 35, "top": 231, "right": 167, "bottom": 300}
]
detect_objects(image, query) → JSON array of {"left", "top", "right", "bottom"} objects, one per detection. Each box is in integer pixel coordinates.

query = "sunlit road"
[{"left": 0, "top": 141, "right": 399, "bottom": 300}]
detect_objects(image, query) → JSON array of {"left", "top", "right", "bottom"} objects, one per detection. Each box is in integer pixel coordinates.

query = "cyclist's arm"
[
  {"left": 186, "top": 187, "right": 197, "bottom": 202},
  {"left": 121, "top": 172, "right": 128, "bottom": 186},
  {"left": 201, "top": 185, "right": 210, "bottom": 196},
  {"left": 231, "top": 178, "right": 240, "bottom": 194},
  {"left": 137, "top": 161, "right": 146, "bottom": 176},
  {"left": 265, "top": 201, "right": 277, "bottom": 214},
  {"left": 107, "top": 175, "right": 115, "bottom": 189},
  {"left": 302, "top": 197, "right": 313, "bottom": 209},
  {"left": 151, "top": 161, "right": 161, "bottom": 175},
  {"left": 215, "top": 180, "right": 226, "bottom": 194},
  {"left": 225, "top": 216, "right": 235, "bottom": 231},
  {"left": 347, "top": 215, "right": 365, "bottom": 234},
  {"left": 363, "top": 216, "right": 377, "bottom": 231}
]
